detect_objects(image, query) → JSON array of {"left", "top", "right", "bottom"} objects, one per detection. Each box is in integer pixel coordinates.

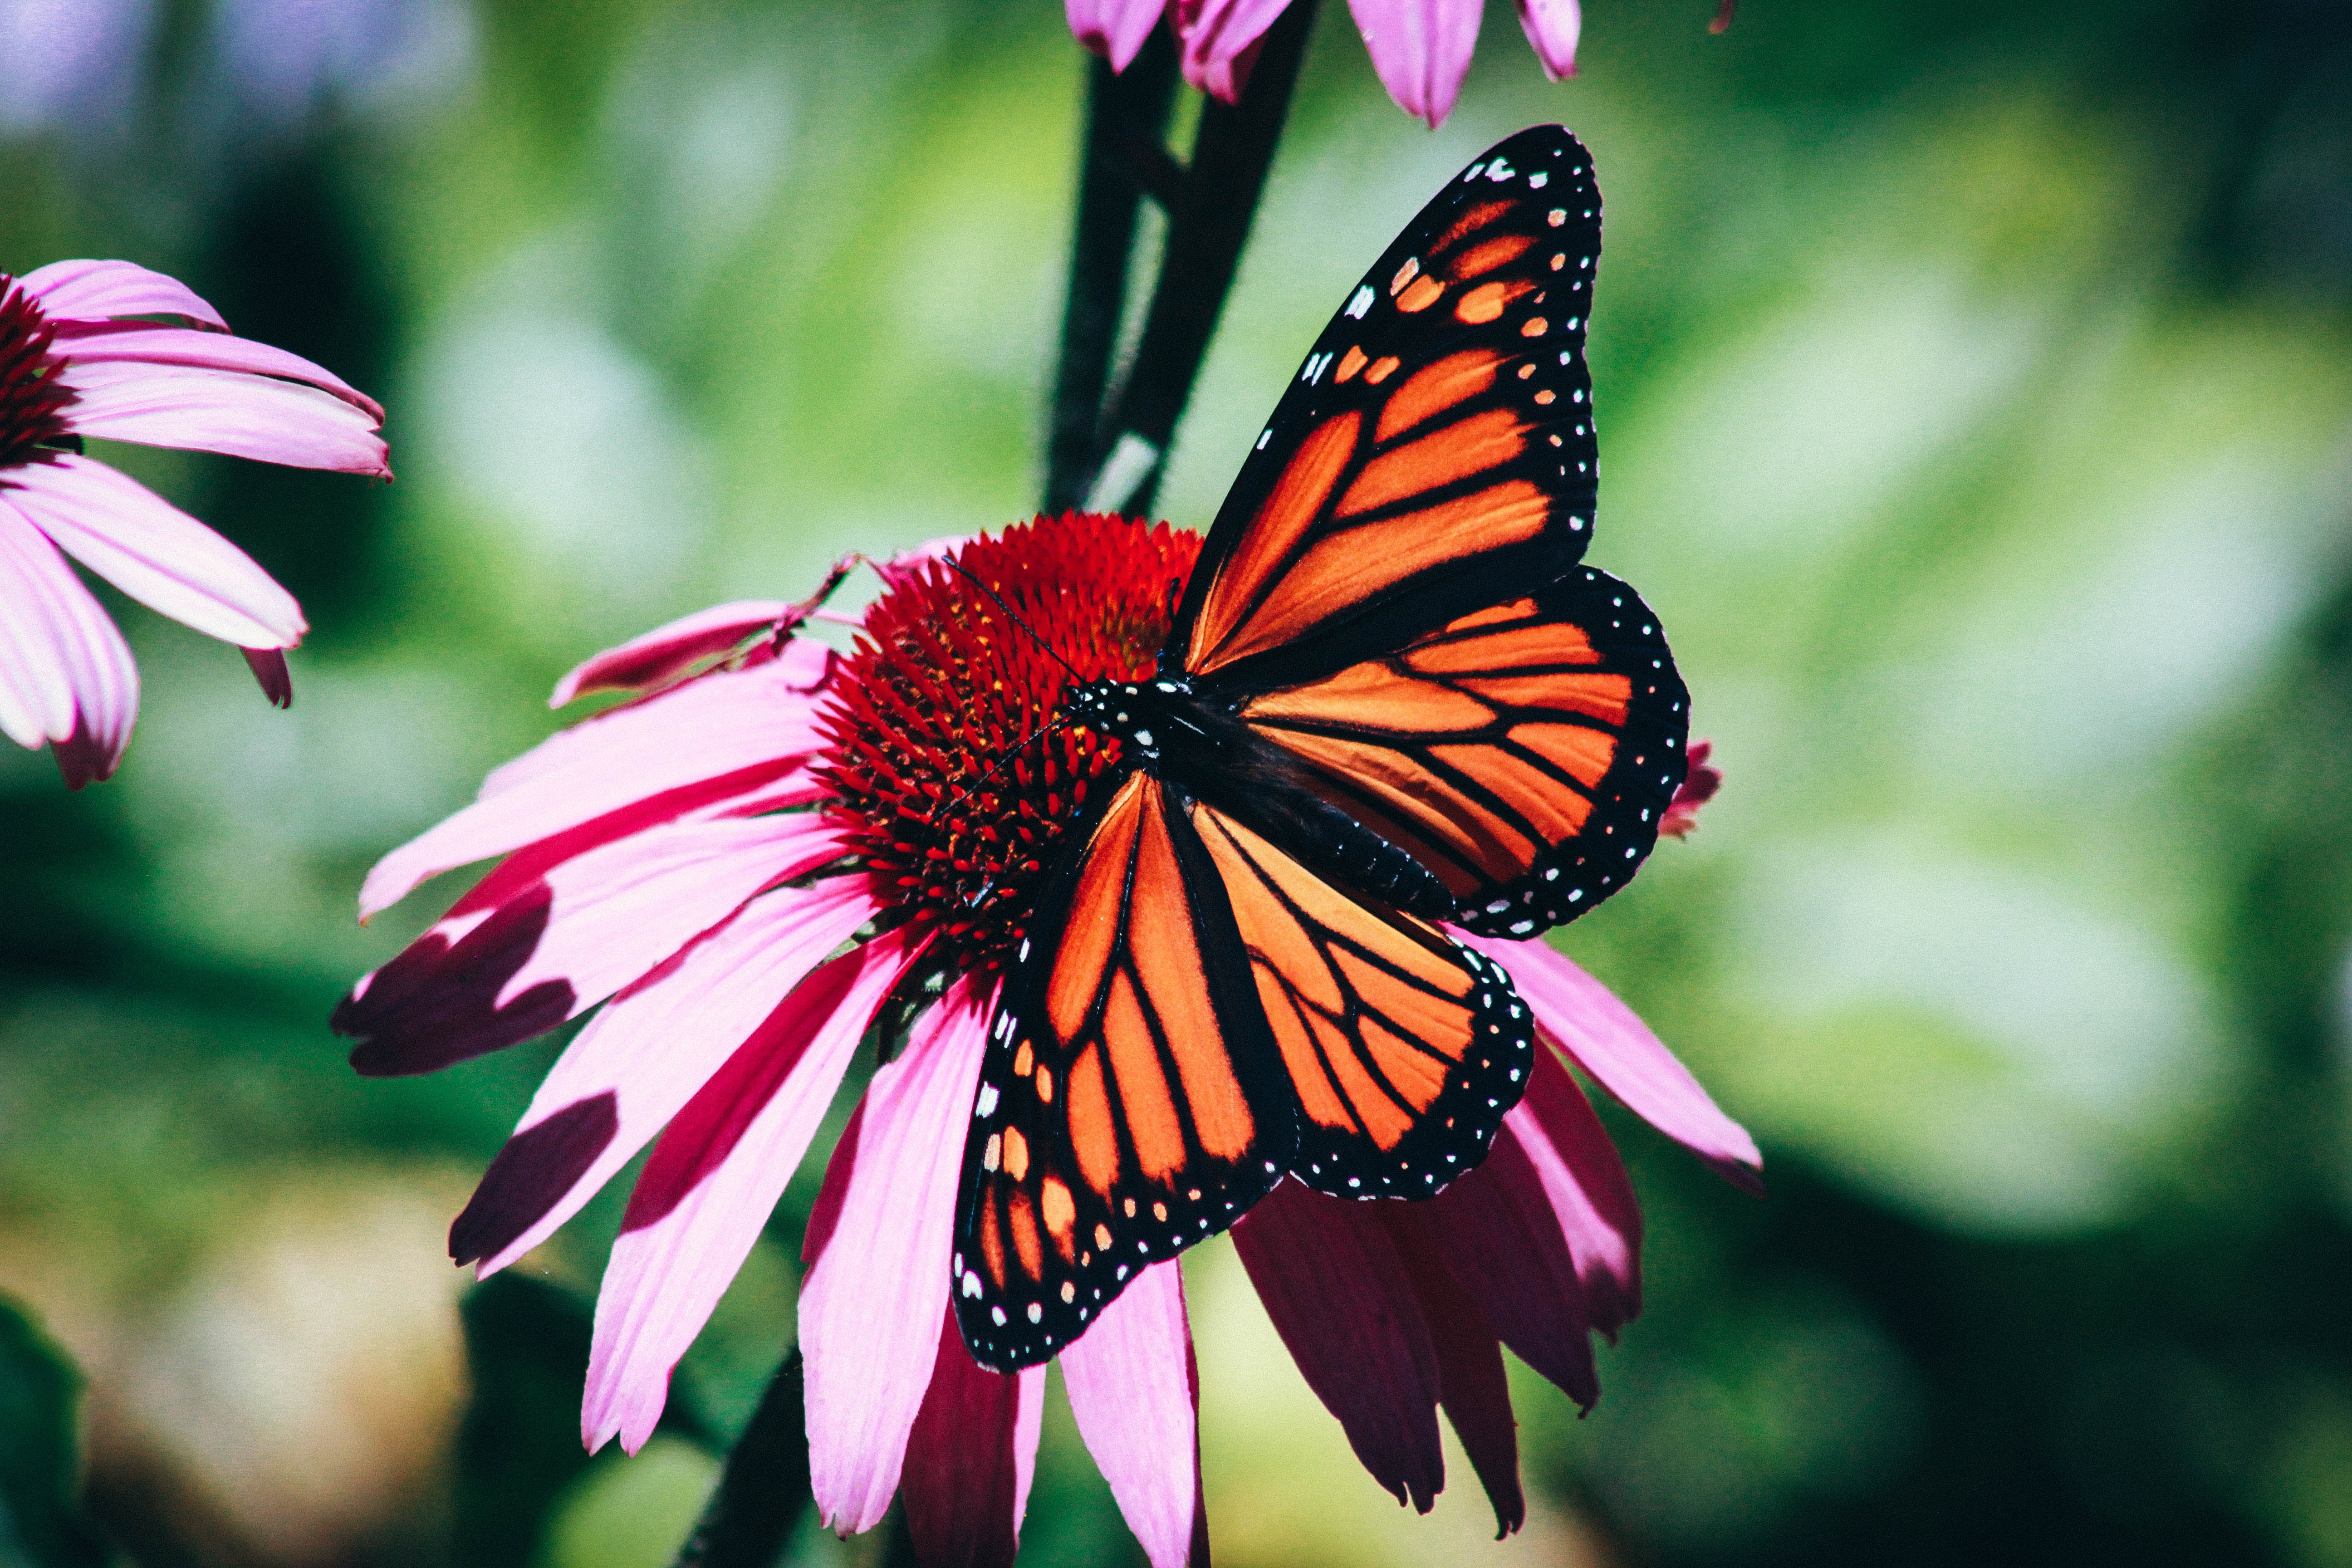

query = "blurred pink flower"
[
  {"left": 338, "top": 515, "right": 1758, "bottom": 1565},
  {"left": 1660, "top": 736, "right": 1722, "bottom": 838},
  {"left": 1070, "top": 0, "right": 1582, "bottom": 128},
  {"left": 0, "top": 260, "right": 388, "bottom": 786}
]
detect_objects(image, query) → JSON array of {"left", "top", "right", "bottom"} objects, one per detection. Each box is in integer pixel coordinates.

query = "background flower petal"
[
  {"left": 240, "top": 647, "right": 291, "bottom": 707},
  {"left": 20, "top": 259, "right": 229, "bottom": 330},
  {"left": 49, "top": 319, "right": 384, "bottom": 419},
  {"left": 0, "top": 502, "right": 135, "bottom": 783},
  {"left": 802, "top": 978, "right": 993, "bottom": 1537},
  {"left": 55, "top": 358, "right": 389, "bottom": 475},
  {"left": 1460, "top": 929, "right": 1765, "bottom": 1189},
  {"left": 1513, "top": 0, "right": 1578, "bottom": 81},
  {"left": 583, "top": 924, "right": 924, "bottom": 1454},
  {"left": 441, "top": 874, "right": 882, "bottom": 1275},
  {"left": 3, "top": 452, "right": 303, "bottom": 648},
  {"left": 900, "top": 1310, "right": 1049, "bottom": 1568},
  {"left": 358, "top": 649, "right": 833, "bottom": 918},
  {"left": 1068, "top": 0, "right": 1166, "bottom": 72},
  {"left": 549, "top": 600, "right": 794, "bottom": 707},
  {"left": 1172, "top": 0, "right": 1291, "bottom": 102},
  {"left": 1062, "top": 1257, "right": 1203, "bottom": 1568},
  {"left": 339, "top": 813, "right": 848, "bottom": 1077},
  {"left": 1229, "top": 1180, "right": 1444, "bottom": 1513},
  {"left": 1343, "top": 0, "right": 1481, "bottom": 127}
]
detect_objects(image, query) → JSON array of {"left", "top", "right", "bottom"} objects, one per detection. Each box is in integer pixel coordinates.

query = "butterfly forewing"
[
  {"left": 952, "top": 773, "right": 1294, "bottom": 1371},
  {"left": 1190, "top": 804, "right": 1535, "bottom": 1198},
  {"left": 1171, "top": 125, "right": 1605, "bottom": 694},
  {"left": 1239, "top": 566, "right": 1689, "bottom": 939}
]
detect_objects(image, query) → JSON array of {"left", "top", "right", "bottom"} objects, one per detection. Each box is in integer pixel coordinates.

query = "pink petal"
[
  {"left": 550, "top": 601, "right": 795, "bottom": 708},
  {"left": 359, "top": 647, "right": 834, "bottom": 919},
  {"left": 869, "top": 534, "right": 970, "bottom": 593},
  {"left": 1382, "top": 1209, "right": 1524, "bottom": 1536},
  {"left": 0, "top": 504, "right": 136, "bottom": 784},
  {"left": 1172, "top": 0, "right": 1291, "bottom": 102},
  {"left": 1062, "top": 1259, "right": 1205, "bottom": 1568},
  {"left": 1513, "top": 0, "right": 1579, "bottom": 80},
  {"left": 340, "top": 813, "right": 849, "bottom": 1077},
  {"left": 1458, "top": 929, "right": 1765, "bottom": 1190},
  {"left": 445, "top": 874, "right": 883, "bottom": 1274},
  {"left": 55, "top": 358, "right": 389, "bottom": 476},
  {"left": 1423, "top": 1122, "right": 1599, "bottom": 1402},
  {"left": 900, "top": 1310, "right": 1049, "bottom": 1567},
  {"left": 1344, "top": 0, "right": 1482, "bottom": 127},
  {"left": 242, "top": 647, "right": 292, "bottom": 707},
  {"left": 1068, "top": 0, "right": 1166, "bottom": 71},
  {"left": 21, "top": 260, "right": 230, "bottom": 330},
  {"left": 1509, "top": 1048, "right": 1643, "bottom": 1336},
  {"left": 49, "top": 319, "right": 384, "bottom": 420},
  {"left": 1230, "top": 1179, "right": 1444, "bottom": 1512},
  {"left": 584, "top": 923, "right": 926, "bottom": 1454},
  {"left": 802, "top": 979, "right": 994, "bottom": 1535},
  {"left": 3, "top": 452, "right": 304, "bottom": 647}
]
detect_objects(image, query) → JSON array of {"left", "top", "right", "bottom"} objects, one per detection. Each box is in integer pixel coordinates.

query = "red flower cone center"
[
  {"left": 818, "top": 513, "right": 1202, "bottom": 976},
  {"left": 0, "top": 280, "right": 70, "bottom": 466}
]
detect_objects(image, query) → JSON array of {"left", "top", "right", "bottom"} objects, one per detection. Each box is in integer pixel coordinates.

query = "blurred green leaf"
[{"left": 0, "top": 1295, "right": 108, "bottom": 1568}]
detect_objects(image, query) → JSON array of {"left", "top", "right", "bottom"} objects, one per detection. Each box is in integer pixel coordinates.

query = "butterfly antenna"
[{"left": 941, "top": 557, "right": 1086, "bottom": 685}]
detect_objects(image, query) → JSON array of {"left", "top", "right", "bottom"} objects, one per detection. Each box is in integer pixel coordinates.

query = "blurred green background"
[{"left": 5, "top": 0, "right": 2352, "bottom": 1563}]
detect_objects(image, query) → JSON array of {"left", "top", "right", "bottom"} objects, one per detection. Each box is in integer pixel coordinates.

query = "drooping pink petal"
[
  {"left": 549, "top": 601, "right": 794, "bottom": 708},
  {"left": 1513, "top": 0, "right": 1579, "bottom": 80},
  {"left": 49, "top": 319, "right": 383, "bottom": 420},
  {"left": 585, "top": 923, "right": 926, "bottom": 1454},
  {"left": 0, "top": 503, "right": 136, "bottom": 784},
  {"left": 1062, "top": 1258, "right": 1204, "bottom": 1568},
  {"left": 802, "top": 978, "right": 994, "bottom": 1536},
  {"left": 1345, "top": 0, "right": 1482, "bottom": 127},
  {"left": 340, "top": 813, "right": 849, "bottom": 1077},
  {"left": 1507, "top": 1048, "right": 1643, "bottom": 1336},
  {"left": 1068, "top": 0, "right": 1167, "bottom": 71},
  {"left": 359, "top": 645, "right": 835, "bottom": 919},
  {"left": 1230, "top": 1179, "right": 1444, "bottom": 1512},
  {"left": 241, "top": 647, "right": 292, "bottom": 707},
  {"left": 444, "top": 874, "right": 882, "bottom": 1275},
  {"left": 54, "top": 358, "right": 388, "bottom": 476},
  {"left": 1381, "top": 1208, "right": 1523, "bottom": 1536},
  {"left": 1423, "top": 1122, "right": 1599, "bottom": 1402},
  {"left": 900, "top": 1309, "right": 1049, "bottom": 1568},
  {"left": 20, "top": 259, "right": 230, "bottom": 331},
  {"left": 3, "top": 452, "right": 303, "bottom": 648},
  {"left": 1171, "top": 0, "right": 1291, "bottom": 102},
  {"left": 1457, "top": 929, "right": 1765, "bottom": 1190}
]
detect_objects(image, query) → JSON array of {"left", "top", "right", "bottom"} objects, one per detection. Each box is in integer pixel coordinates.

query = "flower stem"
[
  {"left": 1045, "top": 0, "right": 1321, "bottom": 518},
  {"left": 668, "top": 1350, "right": 810, "bottom": 1568}
]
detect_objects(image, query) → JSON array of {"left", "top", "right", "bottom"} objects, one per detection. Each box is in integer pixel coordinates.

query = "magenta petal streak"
[
  {"left": 3, "top": 453, "right": 304, "bottom": 647},
  {"left": 900, "top": 1308, "right": 1049, "bottom": 1568},
  {"left": 1346, "top": 0, "right": 1482, "bottom": 127},
  {"left": 22, "top": 260, "right": 231, "bottom": 331},
  {"left": 802, "top": 978, "right": 994, "bottom": 1536},
  {"left": 1062, "top": 1258, "right": 1203, "bottom": 1568},
  {"left": 1507, "top": 1048, "right": 1643, "bottom": 1336},
  {"left": 550, "top": 600, "right": 795, "bottom": 708},
  {"left": 1458, "top": 929, "right": 1764, "bottom": 1189},
  {"left": 55, "top": 359, "right": 389, "bottom": 476},
  {"left": 585, "top": 922, "right": 926, "bottom": 1454},
  {"left": 241, "top": 647, "right": 293, "bottom": 707},
  {"left": 1233, "top": 1180, "right": 1445, "bottom": 1511},
  {"left": 0, "top": 505, "right": 137, "bottom": 780},
  {"left": 1383, "top": 1209, "right": 1524, "bottom": 1536},
  {"left": 1423, "top": 1124, "right": 1600, "bottom": 1402},
  {"left": 455, "top": 874, "right": 882, "bottom": 1277},
  {"left": 360, "top": 651, "right": 835, "bottom": 918}
]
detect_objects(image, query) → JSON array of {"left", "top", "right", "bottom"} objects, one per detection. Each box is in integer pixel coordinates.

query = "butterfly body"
[{"left": 951, "top": 126, "right": 1690, "bottom": 1372}]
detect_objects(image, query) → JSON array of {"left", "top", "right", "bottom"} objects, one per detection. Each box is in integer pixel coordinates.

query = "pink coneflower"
[
  {"left": 0, "top": 259, "right": 388, "bottom": 786},
  {"left": 1069, "top": 0, "right": 1583, "bottom": 128},
  {"left": 339, "top": 514, "right": 1756, "bottom": 1564}
]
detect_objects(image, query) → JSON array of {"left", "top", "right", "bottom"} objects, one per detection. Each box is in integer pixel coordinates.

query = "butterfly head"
[{"left": 1060, "top": 676, "right": 1196, "bottom": 764}]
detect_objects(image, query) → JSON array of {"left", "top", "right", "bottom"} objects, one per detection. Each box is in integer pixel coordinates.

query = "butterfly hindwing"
[
  {"left": 1237, "top": 566, "right": 1689, "bottom": 939},
  {"left": 952, "top": 773, "right": 1295, "bottom": 1372},
  {"left": 1171, "top": 125, "right": 1605, "bottom": 694},
  {"left": 1189, "top": 804, "right": 1535, "bottom": 1199}
]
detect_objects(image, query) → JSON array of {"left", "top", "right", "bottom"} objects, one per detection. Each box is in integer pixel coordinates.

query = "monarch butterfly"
[{"left": 953, "top": 125, "right": 1689, "bottom": 1371}]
